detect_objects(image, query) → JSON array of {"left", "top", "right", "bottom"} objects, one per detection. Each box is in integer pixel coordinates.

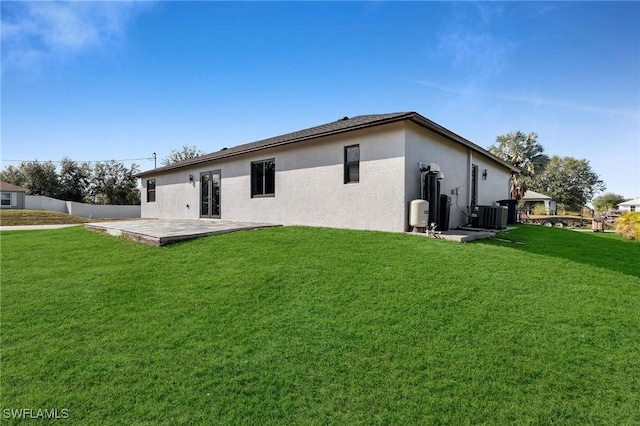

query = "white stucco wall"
[
  {"left": 141, "top": 124, "right": 408, "bottom": 232},
  {"left": 404, "top": 122, "right": 511, "bottom": 229},
  {"left": 468, "top": 152, "right": 512, "bottom": 205},
  {"left": 141, "top": 121, "right": 512, "bottom": 232}
]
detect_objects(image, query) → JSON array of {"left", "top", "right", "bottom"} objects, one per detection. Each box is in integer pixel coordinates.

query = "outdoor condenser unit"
[{"left": 472, "top": 205, "right": 508, "bottom": 229}]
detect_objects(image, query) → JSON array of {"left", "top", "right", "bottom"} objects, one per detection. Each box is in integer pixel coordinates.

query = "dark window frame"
[
  {"left": 251, "top": 159, "right": 275, "bottom": 198},
  {"left": 147, "top": 179, "right": 156, "bottom": 203},
  {"left": 344, "top": 144, "right": 360, "bottom": 184}
]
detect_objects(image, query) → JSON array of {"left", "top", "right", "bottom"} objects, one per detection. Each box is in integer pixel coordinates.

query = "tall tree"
[
  {"left": 530, "top": 156, "right": 605, "bottom": 211},
  {"left": 89, "top": 161, "right": 140, "bottom": 205},
  {"left": 488, "top": 131, "right": 549, "bottom": 200},
  {"left": 0, "top": 165, "right": 27, "bottom": 187},
  {"left": 161, "top": 145, "right": 205, "bottom": 166},
  {"left": 1, "top": 161, "right": 60, "bottom": 197},
  {"left": 592, "top": 193, "right": 627, "bottom": 212},
  {"left": 58, "top": 157, "right": 92, "bottom": 202}
]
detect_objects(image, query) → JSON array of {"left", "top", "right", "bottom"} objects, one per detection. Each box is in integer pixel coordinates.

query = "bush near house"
[{"left": 616, "top": 211, "right": 640, "bottom": 240}]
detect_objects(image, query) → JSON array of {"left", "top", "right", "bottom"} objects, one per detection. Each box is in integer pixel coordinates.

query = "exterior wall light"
[
  {"left": 482, "top": 169, "right": 488, "bottom": 180},
  {"left": 189, "top": 174, "right": 194, "bottom": 182}
]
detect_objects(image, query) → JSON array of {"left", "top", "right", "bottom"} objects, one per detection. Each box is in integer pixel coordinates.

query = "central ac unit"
[{"left": 471, "top": 205, "right": 508, "bottom": 229}]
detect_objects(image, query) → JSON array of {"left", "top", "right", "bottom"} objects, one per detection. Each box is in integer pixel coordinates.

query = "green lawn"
[{"left": 1, "top": 225, "right": 638, "bottom": 424}]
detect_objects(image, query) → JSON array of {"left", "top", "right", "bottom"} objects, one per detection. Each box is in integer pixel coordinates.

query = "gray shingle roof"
[
  {"left": 0, "top": 181, "right": 29, "bottom": 192},
  {"left": 137, "top": 112, "right": 517, "bottom": 177}
]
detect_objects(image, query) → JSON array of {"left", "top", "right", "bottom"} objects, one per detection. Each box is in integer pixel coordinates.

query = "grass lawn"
[{"left": 1, "top": 225, "right": 639, "bottom": 424}]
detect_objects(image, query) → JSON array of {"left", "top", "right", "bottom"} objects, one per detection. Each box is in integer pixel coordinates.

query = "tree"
[
  {"left": 488, "top": 131, "right": 549, "bottom": 200},
  {"left": 58, "top": 157, "right": 92, "bottom": 202},
  {"left": 0, "top": 161, "right": 60, "bottom": 197},
  {"left": 89, "top": 161, "right": 140, "bottom": 205},
  {"left": 530, "top": 156, "right": 605, "bottom": 211},
  {"left": 161, "top": 145, "right": 205, "bottom": 166},
  {"left": 0, "top": 165, "right": 27, "bottom": 187},
  {"left": 592, "top": 193, "right": 627, "bottom": 212}
]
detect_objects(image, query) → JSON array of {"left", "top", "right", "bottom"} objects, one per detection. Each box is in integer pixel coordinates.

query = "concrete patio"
[
  {"left": 405, "top": 226, "right": 508, "bottom": 242},
  {"left": 85, "top": 218, "right": 505, "bottom": 246},
  {"left": 85, "top": 219, "right": 280, "bottom": 246}
]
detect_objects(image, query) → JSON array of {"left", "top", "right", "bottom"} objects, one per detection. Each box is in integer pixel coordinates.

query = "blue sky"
[{"left": 2, "top": 1, "right": 639, "bottom": 199}]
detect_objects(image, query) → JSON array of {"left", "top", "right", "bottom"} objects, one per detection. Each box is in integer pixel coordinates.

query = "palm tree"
[{"left": 488, "top": 131, "right": 549, "bottom": 200}]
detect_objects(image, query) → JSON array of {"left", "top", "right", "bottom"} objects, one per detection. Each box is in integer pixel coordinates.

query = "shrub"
[
  {"left": 615, "top": 212, "right": 640, "bottom": 240},
  {"left": 532, "top": 203, "right": 547, "bottom": 215}
]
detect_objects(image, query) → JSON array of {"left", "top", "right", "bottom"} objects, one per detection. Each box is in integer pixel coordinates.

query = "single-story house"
[
  {"left": 521, "top": 190, "right": 557, "bottom": 215},
  {"left": 618, "top": 197, "right": 640, "bottom": 212},
  {"left": 0, "top": 181, "right": 28, "bottom": 209},
  {"left": 136, "top": 112, "right": 519, "bottom": 232}
]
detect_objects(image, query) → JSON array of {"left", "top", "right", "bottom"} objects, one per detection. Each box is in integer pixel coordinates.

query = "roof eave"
[
  {"left": 135, "top": 111, "right": 519, "bottom": 177},
  {"left": 408, "top": 114, "right": 520, "bottom": 174},
  {"left": 135, "top": 112, "right": 416, "bottom": 178}
]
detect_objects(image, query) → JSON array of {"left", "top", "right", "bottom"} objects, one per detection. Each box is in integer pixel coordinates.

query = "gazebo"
[{"left": 521, "top": 190, "right": 557, "bottom": 215}]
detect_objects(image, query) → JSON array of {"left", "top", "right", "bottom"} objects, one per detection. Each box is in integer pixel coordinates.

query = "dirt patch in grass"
[{"left": 0, "top": 209, "right": 91, "bottom": 226}]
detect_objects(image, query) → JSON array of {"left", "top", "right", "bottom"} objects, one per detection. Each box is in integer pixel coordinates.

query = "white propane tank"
[{"left": 409, "top": 199, "right": 429, "bottom": 229}]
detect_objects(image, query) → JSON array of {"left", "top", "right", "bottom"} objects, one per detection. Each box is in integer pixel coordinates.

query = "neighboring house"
[
  {"left": 521, "top": 190, "right": 557, "bottom": 215},
  {"left": 0, "top": 182, "right": 28, "bottom": 209},
  {"left": 136, "top": 112, "right": 518, "bottom": 232},
  {"left": 618, "top": 197, "right": 640, "bottom": 212}
]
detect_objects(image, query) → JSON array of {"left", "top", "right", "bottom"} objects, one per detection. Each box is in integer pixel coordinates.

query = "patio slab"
[
  {"left": 406, "top": 226, "right": 510, "bottom": 242},
  {"left": 85, "top": 219, "right": 280, "bottom": 246}
]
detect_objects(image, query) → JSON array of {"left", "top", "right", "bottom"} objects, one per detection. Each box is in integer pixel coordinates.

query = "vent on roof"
[
  {"left": 221, "top": 147, "right": 228, "bottom": 151},
  {"left": 339, "top": 116, "right": 349, "bottom": 121}
]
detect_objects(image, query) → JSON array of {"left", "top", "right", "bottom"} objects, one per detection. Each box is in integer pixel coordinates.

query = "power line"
[{"left": 0, "top": 157, "right": 154, "bottom": 164}]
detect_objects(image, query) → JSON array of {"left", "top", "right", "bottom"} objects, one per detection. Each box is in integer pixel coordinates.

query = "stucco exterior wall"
[
  {"left": 404, "top": 123, "right": 512, "bottom": 229},
  {"left": 141, "top": 124, "right": 408, "bottom": 232},
  {"left": 141, "top": 120, "right": 512, "bottom": 233},
  {"left": 404, "top": 123, "right": 473, "bottom": 229},
  {"left": 469, "top": 152, "right": 512, "bottom": 205}
]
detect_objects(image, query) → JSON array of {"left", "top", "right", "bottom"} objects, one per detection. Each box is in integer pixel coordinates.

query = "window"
[
  {"left": 344, "top": 144, "right": 360, "bottom": 183},
  {"left": 631, "top": 206, "right": 636, "bottom": 212},
  {"left": 1, "top": 192, "right": 11, "bottom": 206},
  {"left": 147, "top": 179, "right": 156, "bottom": 203},
  {"left": 251, "top": 159, "right": 275, "bottom": 197}
]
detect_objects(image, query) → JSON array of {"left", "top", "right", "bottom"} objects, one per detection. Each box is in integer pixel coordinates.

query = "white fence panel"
[
  {"left": 25, "top": 195, "right": 68, "bottom": 213},
  {"left": 25, "top": 195, "right": 140, "bottom": 219},
  {"left": 66, "top": 202, "right": 140, "bottom": 219}
]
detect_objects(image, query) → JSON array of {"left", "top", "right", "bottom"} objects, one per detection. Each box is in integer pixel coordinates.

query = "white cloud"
[
  {"left": 437, "top": 30, "right": 507, "bottom": 78},
  {"left": 434, "top": 3, "right": 511, "bottom": 80},
  {"left": 1, "top": 1, "right": 150, "bottom": 70}
]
